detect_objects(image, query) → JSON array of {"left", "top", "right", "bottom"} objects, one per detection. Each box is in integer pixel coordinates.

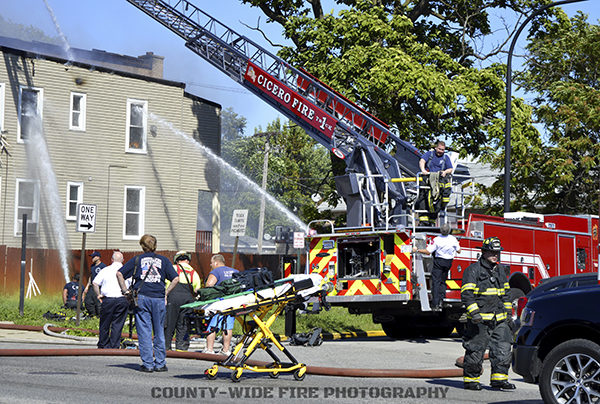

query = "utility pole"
[
  {"left": 504, "top": 0, "right": 587, "bottom": 213},
  {"left": 256, "top": 132, "right": 276, "bottom": 254}
]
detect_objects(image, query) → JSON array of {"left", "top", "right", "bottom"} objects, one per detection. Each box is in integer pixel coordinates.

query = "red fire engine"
[
  {"left": 128, "top": 0, "right": 599, "bottom": 338},
  {"left": 306, "top": 212, "right": 598, "bottom": 337}
]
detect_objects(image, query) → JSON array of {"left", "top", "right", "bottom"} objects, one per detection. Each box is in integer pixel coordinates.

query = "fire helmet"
[
  {"left": 480, "top": 237, "right": 502, "bottom": 252},
  {"left": 174, "top": 250, "right": 191, "bottom": 262}
]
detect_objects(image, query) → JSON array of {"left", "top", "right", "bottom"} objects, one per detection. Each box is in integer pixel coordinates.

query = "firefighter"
[
  {"left": 461, "top": 236, "right": 515, "bottom": 391},
  {"left": 164, "top": 251, "right": 202, "bottom": 351},
  {"left": 417, "top": 140, "right": 453, "bottom": 226}
]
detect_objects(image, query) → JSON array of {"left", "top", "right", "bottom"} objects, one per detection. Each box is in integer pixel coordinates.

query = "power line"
[{"left": 186, "top": 82, "right": 249, "bottom": 94}]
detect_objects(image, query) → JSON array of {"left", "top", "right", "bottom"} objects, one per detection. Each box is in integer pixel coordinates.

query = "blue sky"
[{"left": 0, "top": 0, "right": 597, "bottom": 135}]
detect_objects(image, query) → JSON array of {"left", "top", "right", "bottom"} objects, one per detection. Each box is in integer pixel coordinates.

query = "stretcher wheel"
[
  {"left": 231, "top": 369, "right": 243, "bottom": 382},
  {"left": 205, "top": 366, "right": 218, "bottom": 380},
  {"left": 268, "top": 363, "right": 280, "bottom": 378},
  {"left": 293, "top": 367, "right": 306, "bottom": 381}
]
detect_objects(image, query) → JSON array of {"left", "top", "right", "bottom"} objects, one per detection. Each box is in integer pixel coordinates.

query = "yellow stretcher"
[{"left": 183, "top": 274, "right": 328, "bottom": 382}]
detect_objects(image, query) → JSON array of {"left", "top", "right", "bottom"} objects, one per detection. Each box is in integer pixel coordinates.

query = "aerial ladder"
[{"left": 125, "top": 0, "right": 471, "bottom": 229}]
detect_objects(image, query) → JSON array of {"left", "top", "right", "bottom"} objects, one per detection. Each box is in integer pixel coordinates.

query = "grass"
[
  {"left": 232, "top": 306, "right": 382, "bottom": 336},
  {"left": 0, "top": 294, "right": 381, "bottom": 338},
  {"left": 0, "top": 294, "right": 100, "bottom": 335}
]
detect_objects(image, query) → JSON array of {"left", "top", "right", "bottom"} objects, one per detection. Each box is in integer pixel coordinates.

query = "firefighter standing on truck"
[
  {"left": 417, "top": 140, "right": 453, "bottom": 226},
  {"left": 461, "top": 237, "right": 516, "bottom": 391}
]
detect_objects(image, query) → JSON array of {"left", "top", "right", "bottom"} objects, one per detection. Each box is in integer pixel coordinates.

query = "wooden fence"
[{"left": 0, "top": 246, "right": 303, "bottom": 296}]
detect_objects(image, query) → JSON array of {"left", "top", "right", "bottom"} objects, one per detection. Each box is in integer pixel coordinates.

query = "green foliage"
[
  {"left": 0, "top": 294, "right": 100, "bottom": 334},
  {"left": 0, "top": 294, "right": 378, "bottom": 338},
  {"left": 233, "top": 306, "right": 381, "bottom": 335},
  {"left": 510, "top": 11, "right": 600, "bottom": 214},
  {"left": 221, "top": 107, "right": 247, "bottom": 141},
  {"left": 240, "top": 0, "right": 543, "bottom": 157},
  {"left": 221, "top": 115, "right": 339, "bottom": 230}
]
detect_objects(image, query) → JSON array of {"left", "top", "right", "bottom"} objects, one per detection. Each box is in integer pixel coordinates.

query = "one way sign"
[{"left": 76, "top": 203, "right": 97, "bottom": 233}]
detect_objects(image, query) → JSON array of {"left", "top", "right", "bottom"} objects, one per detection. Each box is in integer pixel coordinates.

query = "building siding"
[{"left": 0, "top": 46, "right": 220, "bottom": 255}]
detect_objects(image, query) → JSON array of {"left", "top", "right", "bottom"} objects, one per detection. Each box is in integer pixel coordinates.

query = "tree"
[
  {"left": 240, "top": 0, "right": 600, "bottom": 215},
  {"left": 221, "top": 107, "right": 247, "bottom": 142},
  {"left": 220, "top": 112, "right": 338, "bottom": 234},
  {"left": 506, "top": 11, "right": 600, "bottom": 214},
  {"left": 238, "top": 0, "right": 542, "bottom": 156}
]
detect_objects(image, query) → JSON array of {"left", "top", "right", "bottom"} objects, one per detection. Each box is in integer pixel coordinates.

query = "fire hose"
[{"left": 0, "top": 323, "right": 468, "bottom": 378}]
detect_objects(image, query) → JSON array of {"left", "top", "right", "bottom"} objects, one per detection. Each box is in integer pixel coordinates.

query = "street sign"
[
  {"left": 293, "top": 232, "right": 305, "bottom": 249},
  {"left": 76, "top": 203, "right": 97, "bottom": 233},
  {"left": 230, "top": 209, "right": 248, "bottom": 237}
]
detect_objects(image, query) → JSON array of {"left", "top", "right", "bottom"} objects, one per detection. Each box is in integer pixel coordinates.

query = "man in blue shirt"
[
  {"left": 417, "top": 140, "right": 453, "bottom": 226},
  {"left": 204, "top": 254, "right": 239, "bottom": 355},
  {"left": 117, "top": 234, "right": 179, "bottom": 372},
  {"left": 62, "top": 273, "right": 80, "bottom": 310}
]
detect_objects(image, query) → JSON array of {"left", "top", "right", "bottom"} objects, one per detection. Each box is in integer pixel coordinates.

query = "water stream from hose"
[{"left": 150, "top": 113, "right": 306, "bottom": 237}]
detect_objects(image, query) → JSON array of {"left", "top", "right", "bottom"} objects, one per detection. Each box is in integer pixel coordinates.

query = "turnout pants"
[
  {"left": 462, "top": 320, "right": 512, "bottom": 384},
  {"left": 164, "top": 283, "right": 195, "bottom": 351},
  {"left": 84, "top": 287, "right": 102, "bottom": 317},
  {"left": 431, "top": 257, "right": 453, "bottom": 308},
  {"left": 417, "top": 175, "right": 452, "bottom": 226}
]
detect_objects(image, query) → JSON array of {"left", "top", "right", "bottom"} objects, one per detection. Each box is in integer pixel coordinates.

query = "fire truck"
[
  {"left": 127, "top": 0, "right": 599, "bottom": 338},
  {"left": 308, "top": 212, "right": 599, "bottom": 337}
]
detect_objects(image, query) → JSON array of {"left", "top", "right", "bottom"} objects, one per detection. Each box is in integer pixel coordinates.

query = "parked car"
[{"left": 512, "top": 273, "right": 600, "bottom": 403}]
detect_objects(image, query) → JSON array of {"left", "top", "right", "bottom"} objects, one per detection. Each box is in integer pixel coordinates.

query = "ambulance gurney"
[{"left": 182, "top": 273, "right": 330, "bottom": 382}]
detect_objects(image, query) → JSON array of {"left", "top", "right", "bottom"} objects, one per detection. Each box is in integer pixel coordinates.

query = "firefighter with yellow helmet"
[{"left": 461, "top": 237, "right": 516, "bottom": 391}]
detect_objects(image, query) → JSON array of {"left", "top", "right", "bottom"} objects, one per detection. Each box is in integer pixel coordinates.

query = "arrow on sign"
[{"left": 79, "top": 222, "right": 93, "bottom": 230}]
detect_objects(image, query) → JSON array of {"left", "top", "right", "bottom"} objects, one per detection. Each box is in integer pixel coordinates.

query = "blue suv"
[{"left": 512, "top": 273, "right": 600, "bottom": 403}]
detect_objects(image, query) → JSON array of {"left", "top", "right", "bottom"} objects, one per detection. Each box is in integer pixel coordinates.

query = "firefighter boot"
[
  {"left": 490, "top": 381, "right": 516, "bottom": 391},
  {"left": 463, "top": 382, "right": 482, "bottom": 391}
]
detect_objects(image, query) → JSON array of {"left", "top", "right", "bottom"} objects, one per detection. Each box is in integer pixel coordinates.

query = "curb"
[{"left": 274, "top": 330, "right": 387, "bottom": 342}]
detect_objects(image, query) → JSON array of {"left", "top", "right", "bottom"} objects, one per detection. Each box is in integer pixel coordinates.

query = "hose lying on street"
[
  {"left": 42, "top": 323, "right": 98, "bottom": 343},
  {"left": 0, "top": 323, "right": 467, "bottom": 378}
]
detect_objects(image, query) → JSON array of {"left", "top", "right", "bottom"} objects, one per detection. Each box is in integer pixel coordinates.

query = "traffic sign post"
[
  {"left": 76, "top": 204, "right": 97, "bottom": 233},
  {"left": 75, "top": 203, "right": 96, "bottom": 325},
  {"left": 230, "top": 209, "right": 248, "bottom": 269},
  {"left": 293, "top": 232, "right": 305, "bottom": 249},
  {"left": 293, "top": 232, "right": 305, "bottom": 274}
]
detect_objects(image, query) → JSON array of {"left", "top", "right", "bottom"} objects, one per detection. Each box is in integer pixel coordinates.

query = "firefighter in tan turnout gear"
[{"left": 461, "top": 237, "right": 516, "bottom": 391}]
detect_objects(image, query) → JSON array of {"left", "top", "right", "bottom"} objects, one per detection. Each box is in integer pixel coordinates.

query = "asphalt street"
[{"left": 0, "top": 328, "right": 543, "bottom": 404}]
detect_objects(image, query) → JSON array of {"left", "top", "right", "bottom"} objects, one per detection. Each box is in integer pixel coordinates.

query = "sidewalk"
[{"left": 0, "top": 322, "right": 207, "bottom": 350}]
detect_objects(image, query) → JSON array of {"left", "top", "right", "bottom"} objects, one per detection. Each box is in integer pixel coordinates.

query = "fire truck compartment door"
[{"left": 558, "top": 235, "right": 576, "bottom": 275}]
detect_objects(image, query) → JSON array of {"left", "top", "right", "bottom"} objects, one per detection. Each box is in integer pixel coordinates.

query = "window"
[
  {"left": 18, "top": 86, "right": 43, "bottom": 143},
  {"left": 123, "top": 186, "right": 145, "bottom": 239},
  {"left": 66, "top": 182, "right": 83, "bottom": 220},
  {"left": 69, "top": 92, "right": 86, "bottom": 131},
  {"left": 15, "top": 179, "right": 39, "bottom": 235},
  {"left": 126, "top": 99, "right": 147, "bottom": 153},
  {"left": 0, "top": 83, "right": 5, "bottom": 132}
]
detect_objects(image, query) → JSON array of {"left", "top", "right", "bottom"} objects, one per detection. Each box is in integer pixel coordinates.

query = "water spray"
[
  {"left": 42, "top": 0, "right": 75, "bottom": 63},
  {"left": 23, "top": 113, "right": 71, "bottom": 282},
  {"left": 149, "top": 112, "right": 306, "bottom": 231}
]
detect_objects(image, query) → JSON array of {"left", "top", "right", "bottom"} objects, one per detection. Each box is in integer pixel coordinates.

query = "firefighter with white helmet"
[{"left": 461, "top": 237, "right": 516, "bottom": 391}]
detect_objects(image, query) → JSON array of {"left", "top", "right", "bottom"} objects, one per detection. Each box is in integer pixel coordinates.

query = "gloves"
[{"left": 471, "top": 313, "right": 483, "bottom": 324}]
